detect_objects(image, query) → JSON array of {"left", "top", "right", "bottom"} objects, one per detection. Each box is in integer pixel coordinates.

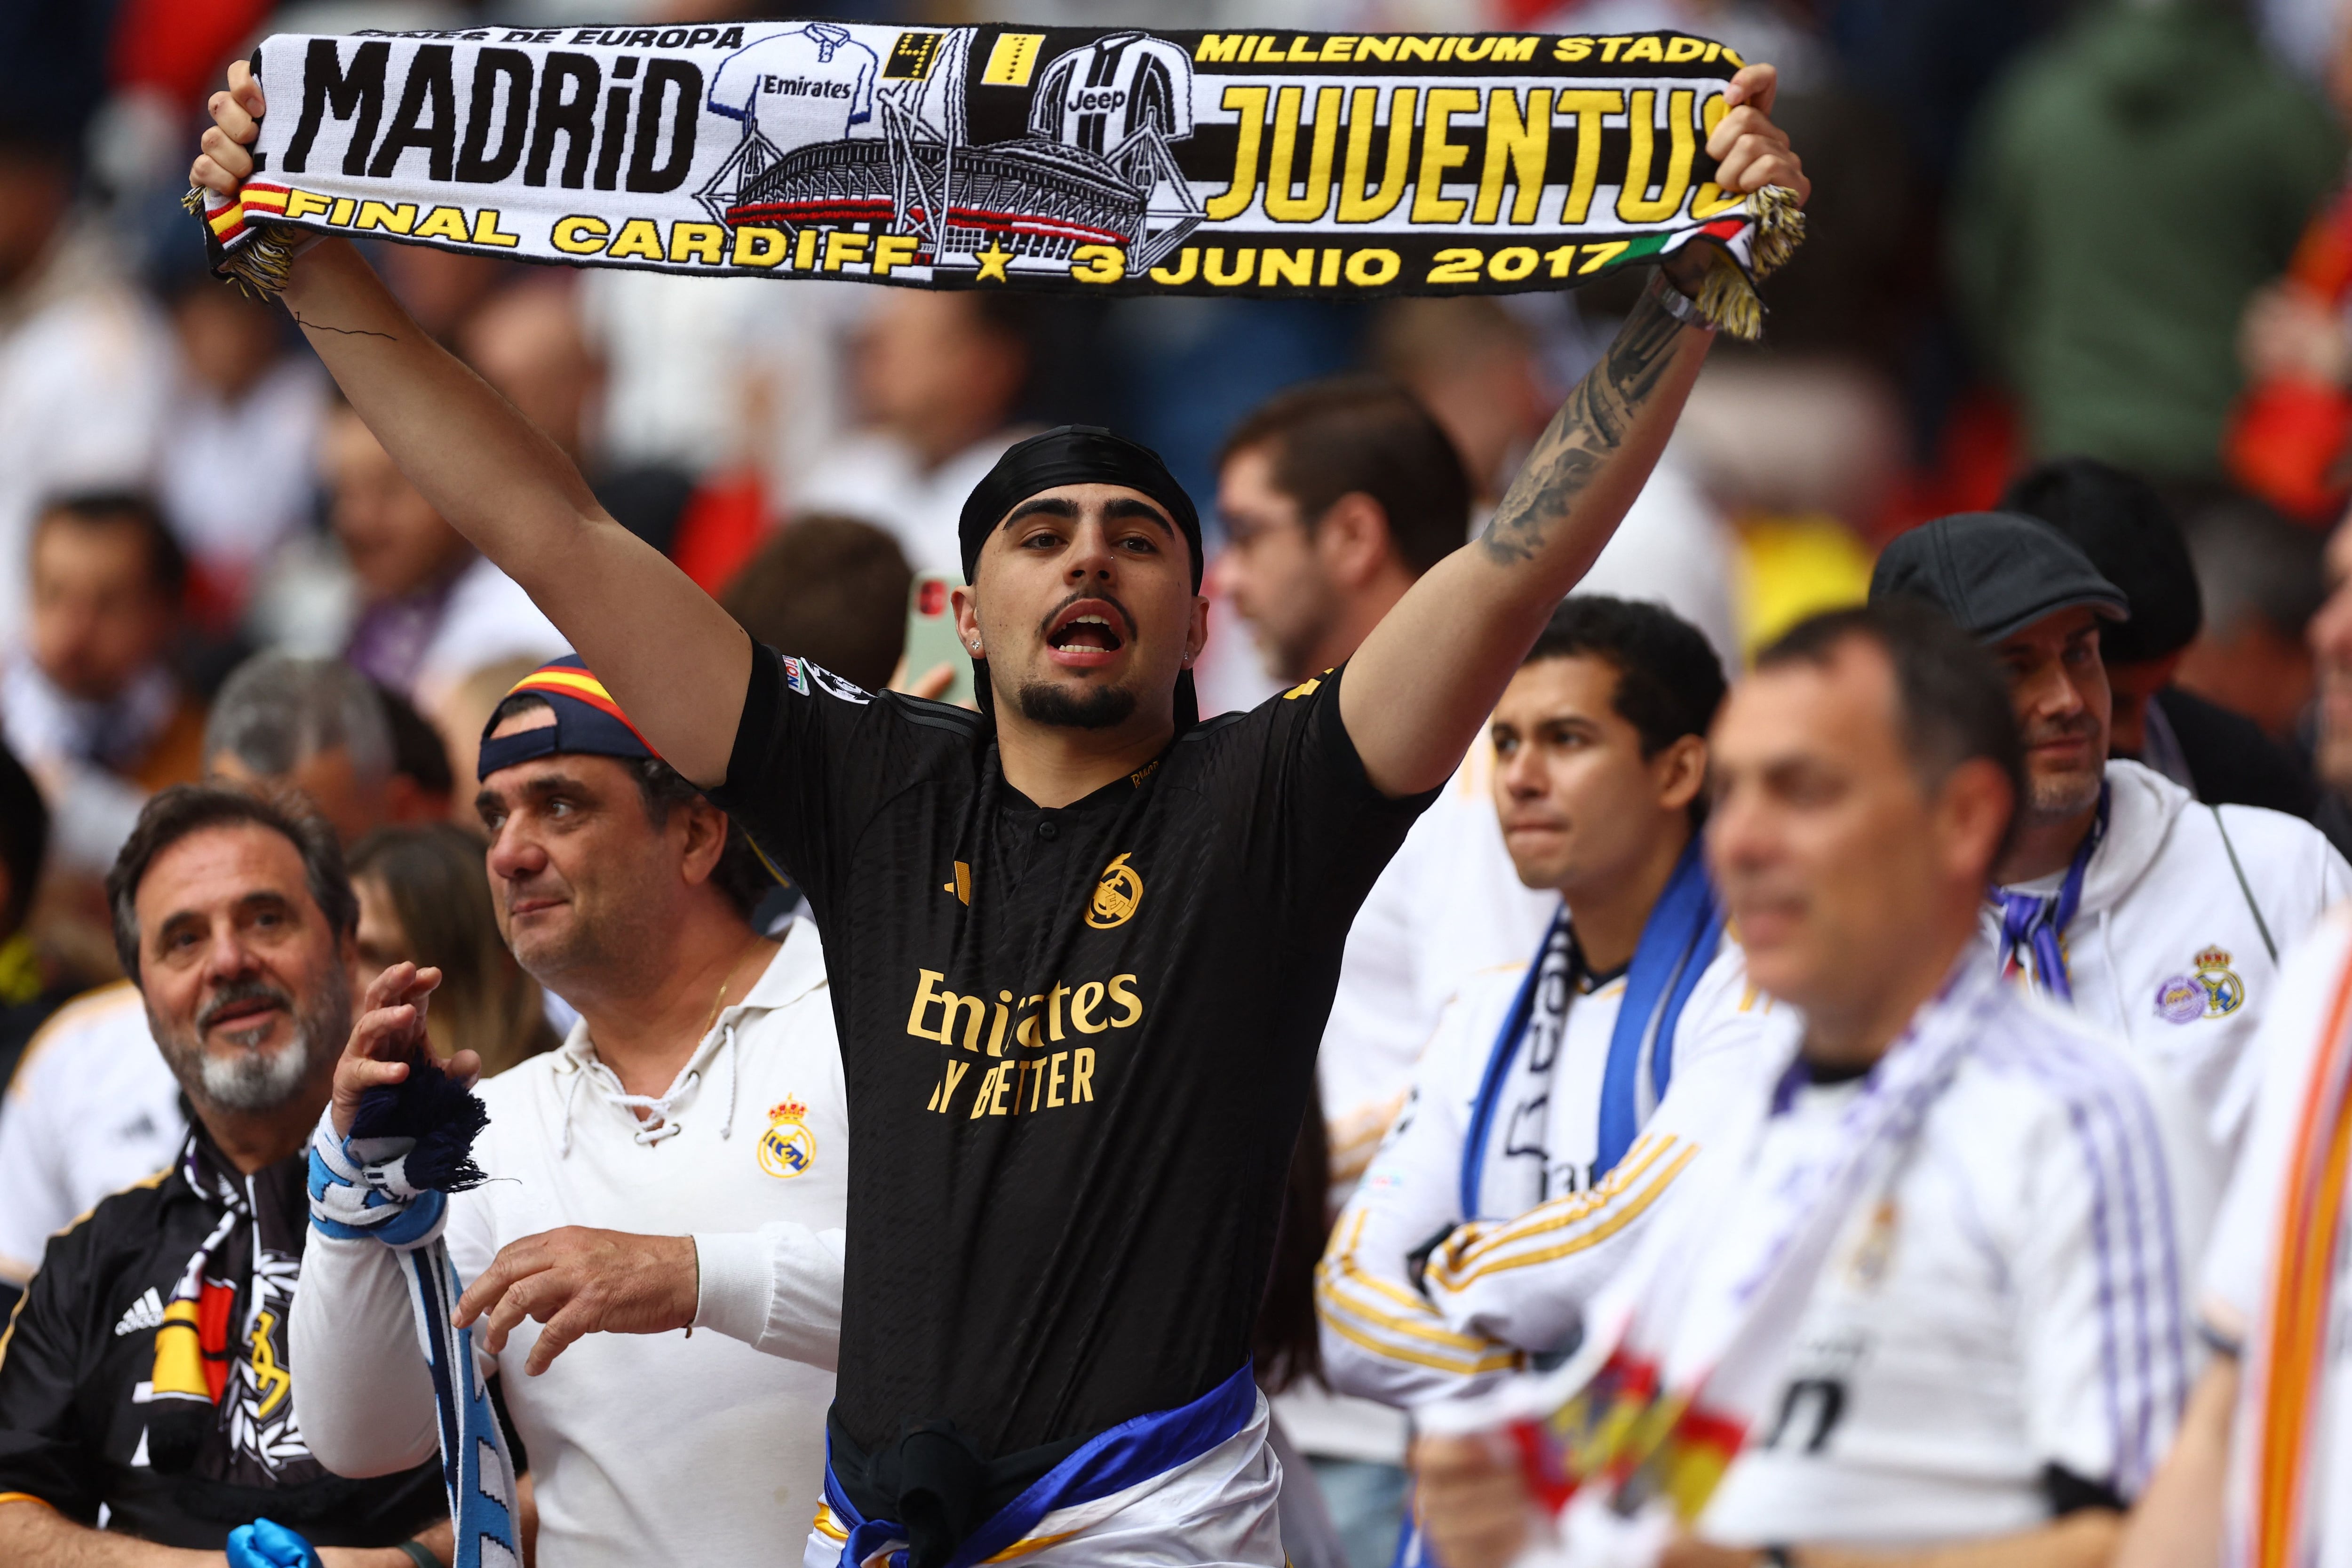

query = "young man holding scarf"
[
  {"left": 287, "top": 657, "right": 847, "bottom": 1568},
  {"left": 0, "top": 785, "right": 445, "bottom": 1565},
  {"left": 1869, "top": 512, "right": 2349, "bottom": 1167},
  {"left": 191, "top": 59, "right": 1807, "bottom": 1568},
  {"left": 1316, "top": 595, "right": 1759, "bottom": 1404},
  {"left": 1417, "top": 602, "right": 2216, "bottom": 1568}
]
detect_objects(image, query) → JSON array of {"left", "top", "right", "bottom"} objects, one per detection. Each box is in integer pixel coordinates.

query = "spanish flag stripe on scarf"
[{"left": 2254, "top": 948, "right": 2352, "bottom": 1568}]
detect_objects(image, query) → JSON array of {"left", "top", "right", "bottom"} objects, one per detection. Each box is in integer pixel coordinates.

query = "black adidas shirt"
[
  {"left": 712, "top": 647, "right": 1430, "bottom": 1458},
  {"left": 0, "top": 1139, "right": 445, "bottom": 1548}
]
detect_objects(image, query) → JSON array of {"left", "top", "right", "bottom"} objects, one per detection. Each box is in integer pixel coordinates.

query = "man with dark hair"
[
  {"left": 4, "top": 491, "right": 206, "bottom": 876},
  {"left": 289, "top": 656, "right": 849, "bottom": 1568},
  {"left": 0, "top": 783, "right": 448, "bottom": 1563},
  {"left": 720, "top": 515, "right": 915, "bottom": 697},
  {"left": 1317, "top": 597, "right": 1766, "bottom": 1561},
  {"left": 1216, "top": 376, "right": 1477, "bottom": 687},
  {"left": 1871, "top": 511, "right": 2348, "bottom": 1166},
  {"left": 195, "top": 57, "right": 1803, "bottom": 1567},
  {"left": 2000, "top": 457, "right": 2313, "bottom": 817},
  {"left": 1417, "top": 600, "right": 2213, "bottom": 1568}
]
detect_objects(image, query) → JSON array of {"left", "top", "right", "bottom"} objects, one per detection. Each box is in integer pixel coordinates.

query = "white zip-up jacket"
[
  {"left": 1984, "top": 759, "right": 2350, "bottom": 1165},
  {"left": 289, "top": 919, "right": 847, "bottom": 1568}
]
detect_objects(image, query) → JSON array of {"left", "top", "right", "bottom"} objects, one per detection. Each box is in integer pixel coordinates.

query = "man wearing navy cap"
[
  {"left": 286, "top": 657, "right": 851, "bottom": 1568},
  {"left": 1873, "top": 513, "right": 2348, "bottom": 1170},
  {"left": 194, "top": 53, "right": 1807, "bottom": 1568}
]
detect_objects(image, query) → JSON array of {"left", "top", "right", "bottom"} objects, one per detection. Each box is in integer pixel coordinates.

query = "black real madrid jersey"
[{"left": 711, "top": 646, "right": 1430, "bottom": 1457}]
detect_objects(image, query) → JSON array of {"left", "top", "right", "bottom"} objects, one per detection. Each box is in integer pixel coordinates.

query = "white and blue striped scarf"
[{"left": 306, "top": 1081, "right": 520, "bottom": 1568}]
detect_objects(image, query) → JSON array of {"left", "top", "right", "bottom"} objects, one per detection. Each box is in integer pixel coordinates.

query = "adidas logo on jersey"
[{"left": 113, "top": 1287, "right": 164, "bottom": 1337}]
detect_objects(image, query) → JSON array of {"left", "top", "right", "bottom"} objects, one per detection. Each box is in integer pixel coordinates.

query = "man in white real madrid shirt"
[
  {"left": 1870, "top": 511, "right": 2350, "bottom": 1165},
  {"left": 1417, "top": 602, "right": 2217, "bottom": 1568},
  {"left": 1316, "top": 595, "right": 1764, "bottom": 1411},
  {"left": 287, "top": 658, "right": 848, "bottom": 1568}
]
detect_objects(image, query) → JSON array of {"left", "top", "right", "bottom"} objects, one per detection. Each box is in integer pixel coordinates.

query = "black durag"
[{"left": 957, "top": 426, "right": 1204, "bottom": 727}]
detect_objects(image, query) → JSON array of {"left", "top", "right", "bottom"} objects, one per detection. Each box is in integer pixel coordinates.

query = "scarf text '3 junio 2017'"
[{"left": 192, "top": 22, "right": 1802, "bottom": 336}]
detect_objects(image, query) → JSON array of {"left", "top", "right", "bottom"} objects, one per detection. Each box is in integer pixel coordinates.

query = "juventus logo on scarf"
[
  {"left": 306, "top": 1059, "right": 518, "bottom": 1568},
  {"left": 189, "top": 23, "right": 1800, "bottom": 336}
]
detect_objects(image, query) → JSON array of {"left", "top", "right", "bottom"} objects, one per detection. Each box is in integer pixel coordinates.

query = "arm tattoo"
[
  {"left": 1480, "top": 288, "right": 1689, "bottom": 565},
  {"left": 289, "top": 310, "right": 397, "bottom": 341}
]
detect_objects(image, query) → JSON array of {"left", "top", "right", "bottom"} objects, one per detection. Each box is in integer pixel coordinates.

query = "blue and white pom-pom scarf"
[{"left": 307, "top": 1057, "right": 519, "bottom": 1568}]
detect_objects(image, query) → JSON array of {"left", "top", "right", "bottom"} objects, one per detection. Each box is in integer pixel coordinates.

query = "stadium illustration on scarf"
[{"left": 189, "top": 22, "right": 1800, "bottom": 335}]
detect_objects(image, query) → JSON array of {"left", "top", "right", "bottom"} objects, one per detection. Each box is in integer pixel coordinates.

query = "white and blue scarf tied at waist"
[{"left": 306, "top": 1060, "right": 520, "bottom": 1568}]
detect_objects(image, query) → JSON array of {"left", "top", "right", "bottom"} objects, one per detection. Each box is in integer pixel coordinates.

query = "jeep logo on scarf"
[{"left": 197, "top": 22, "right": 1801, "bottom": 337}]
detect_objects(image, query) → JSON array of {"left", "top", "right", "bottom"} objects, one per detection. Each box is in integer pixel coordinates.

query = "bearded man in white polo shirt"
[
  {"left": 288, "top": 657, "right": 847, "bottom": 1568},
  {"left": 1871, "top": 511, "right": 2350, "bottom": 1166}
]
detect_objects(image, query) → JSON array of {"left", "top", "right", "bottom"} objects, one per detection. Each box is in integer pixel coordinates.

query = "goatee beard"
[{"left": 1016, "top": 681, "right": 1137, "bottom": 730}]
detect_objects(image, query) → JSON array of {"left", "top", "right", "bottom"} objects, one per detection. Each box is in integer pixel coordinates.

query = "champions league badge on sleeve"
[
  {"left": 759, "top": 1098, "right": 817, "bottom": 1178},
  {"left": 2154, "top": 947, "right": 2245, "bottom": 1024}
]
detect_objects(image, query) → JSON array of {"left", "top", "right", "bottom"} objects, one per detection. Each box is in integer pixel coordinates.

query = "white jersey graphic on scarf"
[
  {"left": 708, "top": 24, "right": 878, "bottom": 146},
  {"left": 1427, "top": 957, "right": 2215, "bottom": 1566},
  {"left": 2201, "top": 908, "right": 2352, "bottom": 1568},
  {"left": 1986, "top": 759, "right": 2349, "bottom": 1166},
  {"left": 1319, "top": 938, "right": 1775, "bottom": 1410}
]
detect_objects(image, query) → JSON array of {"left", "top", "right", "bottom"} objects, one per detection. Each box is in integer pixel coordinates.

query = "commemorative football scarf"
[
  {"left": 306, "top": 1056, "right": 519, "bottom": 1568},
  {"left": 147, "top": 1130, "right": 321, "bottom": 1480},
  {"left": 1458, "top": 842, "right": 1723, "bottom": 1218},
  {"left": 2236, "top": 937, "right": 2352, "bottom": 1568},
  {"left": 189, "top": 22, "right": 1801, "bottom": 336},
  {"left": 1463, "top": 957, "right": 2002, "bottom": 1524}
]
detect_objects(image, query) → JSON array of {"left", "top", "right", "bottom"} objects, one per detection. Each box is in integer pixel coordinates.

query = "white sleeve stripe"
[
  {"left": 1980, "top": 1032, "right": 2193, "bottom": 1496},
  {"left": 1313, "top": 1213, "right": 1520, "bottom": 1375}
]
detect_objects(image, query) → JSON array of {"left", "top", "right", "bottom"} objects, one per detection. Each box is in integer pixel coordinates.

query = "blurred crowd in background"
[{"left": 3, "top": 0, "right": 2351, "bottom": 1224}]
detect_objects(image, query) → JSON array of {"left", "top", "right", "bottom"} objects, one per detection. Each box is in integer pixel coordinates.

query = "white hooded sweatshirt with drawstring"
[
  {"left": 1983, "top": 759, "right": 2351, "bottom": 1169},
  {"left": 288, "top": 915, "right": 847, "bottom": 1568}
]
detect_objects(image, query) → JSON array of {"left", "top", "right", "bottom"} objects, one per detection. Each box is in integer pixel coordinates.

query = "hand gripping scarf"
[
  {"left": 306, "top": 1055, "right": 519, "bottom": 1568},
  {"left": 1458, "top": 842, "right": 1724, "bottom": 1218},
  {"left": 1427, "top": 959, "right": 2008, "bottom": 1525},
  {"left": 188, "top": 23, "right": 1800, "bottom": 337},
  {"left": 2234, "top": 940, "right": 2352, "bottom": 1568}
]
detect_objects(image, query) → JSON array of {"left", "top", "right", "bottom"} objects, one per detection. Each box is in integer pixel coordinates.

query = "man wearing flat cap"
[
  {"left": 1872, "top": 512, "right": 2348, "bottom": 1171},
  {"left": 191, "top": 49, "right": 1808, "bottom": 1568}
]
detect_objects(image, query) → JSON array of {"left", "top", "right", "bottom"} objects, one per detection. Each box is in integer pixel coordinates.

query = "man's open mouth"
[{"left": 1048, "top": 602, "right": 1128, "bottom": 654}]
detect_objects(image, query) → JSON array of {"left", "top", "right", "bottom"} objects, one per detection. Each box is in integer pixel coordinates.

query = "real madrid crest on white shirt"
[{"left": 1984, "top": 759, "right": 2350, "bottom": 1168}]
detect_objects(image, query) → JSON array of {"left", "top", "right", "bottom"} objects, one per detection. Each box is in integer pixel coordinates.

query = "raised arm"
[
  {"left": 1340, "top": 66, "right": 1807, "bottom": 797},
  {"left": 191, "top": 62, "right": 748, "bottom": 787}
]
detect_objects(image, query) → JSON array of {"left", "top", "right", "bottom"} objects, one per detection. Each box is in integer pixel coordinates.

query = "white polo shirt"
[
  {"left": 0, "top": 982, "right": 185, "bottom": 1284},
  {"left": 290, "top": 919, "right": 847, "bottom": 1568},
  {"left": 1985, "top": 759, "right": 2350, "bottom": 1165}
]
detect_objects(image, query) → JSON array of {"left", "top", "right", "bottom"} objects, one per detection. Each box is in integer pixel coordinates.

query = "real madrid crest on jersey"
[
  {"left": 1086, "top": 852, "right": 1143, "bottom": 929},
  {"left": 2154, "top": 947, "right": 2245, "bottom": 1024},
  {"left": 758, "top": 1098, "right": 817, "bottom": 1178}
]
